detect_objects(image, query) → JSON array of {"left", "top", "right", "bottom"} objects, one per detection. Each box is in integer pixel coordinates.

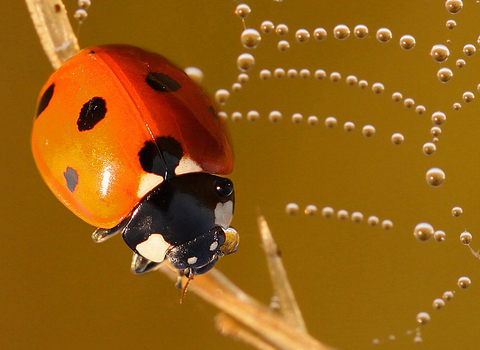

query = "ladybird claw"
[
  {"left": 131, "top": 253, "right": 162, "bottom": 274},
  {"left": 92, "top": 217, "right": 130, "bottom": 243}
]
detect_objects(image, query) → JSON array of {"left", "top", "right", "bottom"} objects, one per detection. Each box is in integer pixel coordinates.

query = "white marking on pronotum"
[
  {"left": 136, "top": 233, "right": 170, "bottom": 262},
  {"left": 137, "top": 173, "right": 164, "bottom": 198},
  {"left": 214, "top": 201, "right": 234, "bottom": 228},
  {"left": 175, "top": 157, "right": 203, "bottom": 176},
  {"left": 187, "top": 256, "right": 198, "bottom": 265},
  {"left": 209, "top": 241, "right": 219, "bottom": 251}
]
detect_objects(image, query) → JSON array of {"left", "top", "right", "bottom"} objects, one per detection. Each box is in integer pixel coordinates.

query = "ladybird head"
[{"left": 122, "top": 173, "right": 238, "bottom": 275}]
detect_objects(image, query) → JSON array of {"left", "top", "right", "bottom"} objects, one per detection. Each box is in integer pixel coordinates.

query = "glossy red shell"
[{"left": 32, "top": 45, "right": 233, "bottom": 229}]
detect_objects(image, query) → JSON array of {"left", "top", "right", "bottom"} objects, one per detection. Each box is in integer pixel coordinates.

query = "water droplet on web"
[
  {"left": 399, "top": 35, "right": 416, "bottom": 50},
  {"left": 274, "top": 68, "right": 286, "bottom": 79},
  {"left": 404, "top": 98, "right": 415, "bottom": 108},
  {"left": 463, "top": 44, "right": 476, "bottom": 56},
  {"left": 391, "top": 133, "right": 404, "bottom": 145},
  {"left": 300, "top": 69, "right": 311, "bottom": 79},
  {"left": 376, "top": 28, "right": 392, "bottom": 43},
  {"left": 434, "top": 230, "right": 446, "bottom": 242},
  {"left": 260, "top": 21, "right": 274, "bottom": 34},
  {"left": 452, "top": 207, "right": 463, "bottom": 217},
  {"left": 362, "top": 125, "right": 376, "bottom": 137},
  {"left": 351, "top": 212, "right": 364, "bottom": 223},
  {"left": 392, "top": 92, "right": 403, "bottom": 102},
  {"left": 423, "top": 142, "right": 436, "bottom": 155},
  {"left": 457, "top": 276, "right": 471, "bottom": 289},
  {"left": 431, "top": 126, "right": 442, "bottom": 137},
  {"left": 235, "top": 4, "right": 251, "bottom": 18},
  {"left": 307, "top": 116, "right": 318, "bottom": 126},
  {"left": 416, "top": 105, "right": 426, "bottom": 115},
  {"left": 286, "top": 203, "right": 299, "bottom": 215},
  {"left": 237, "top": 73, "right": 249, "bottom": 84},
  {"left": 333, "top": 24, "right": 350, "bottom": 40},
  {"left": 431, "top": 44, "right": 450, "bottom": 63},
  {"left": 215, "top": 89, "right": 230, "bottom": 105},
  {"left": 315, "top": 69, "right": 326, "bottom": 80},
  {"left": 314, "top": 28, "right": 327, "bottom": 40},
  {"left": 368, "top": 216, "right": 379, "bottom": 226},
  {"left": 346, "top": 75, "right": 358, "bottom": 86},
  {"left": 437, "top": 67, "right": 453, "bottom": 83},
  {"left": 278, "top": 40, "right": 290, "bottom": 51},
  {"left": 446, "top": 19, "right": 457, "bottom": 29},
  {"left": 247, "top": 110, "right": 259, "bottom": 122},
  {"left": 269, "top": 111, "right": 282, "bottom": 123},
  {"left": 330, "top": 72, "right": 341, "bottom": 82},
  {"left": 337, "top": 209, "right": 349, "bottom": 220},
  {"left": 416, "top": 312, "right": 430, "bottom": 325},
  {"left": 431, "top": 111, "right": 446, "bottom": 126},
  {"left": 445, "top": 0, "right": 463, "bottom": 14},
  {"left": 322, "top": 207, "right": 334, "bottom": 218},
  {"left": 291, "top": 113, "right": 303, "bottom": 124},
  {"left": 237, "top": 53, "right": 255, "bottom": 71},
  {"left": 460, "top": 231, "right": 472, "bottom": 245},
  {"left": 275, "top": 24, "right": 288, "bottom": 36},
  {"left": 260, "top": 69, "right": 271, "bottom": 80},
  {"left": 241, "top": 29, "right": 261, "bottom": 48},
  {"left": 304, "top": 205, "right": 317, "bottom": 216},
  {"left": 325, "top": 116, "right": 337, "bottom": 129},
  {"left": 382, "top": 220, "right": 393, "bottom": 230},
  {"left": 426, "top": 168, "right": 445, "bottom": 187},
  {"left": 295, "top": 29, "right": 310, "bottom": 43},
  {"left": 231, "top": 111, "right": 242, "bottom": 122},
  {"left": 372, "top": 83, "right": 385, "bottom": 94},
  {"left": 217, "top": 111, "right": 227, "bottom": 121},
  {"left": 433, "top": 298, "right": 445, "bottom": 310},
  {"left": 354, "top": 24, "right": 368, "bottom": 39},
  {"left": 443, "top": 291, "right": 454, "bottom": 300},
  {"left": 414, "top": 223, "right": 434, "bottom": 241},
  {"left": 462, "top": 91, "right": 475, "bottom": 103},
  {"left": 287, "top": 69, "right": 298, "bottom": 79},
  {"left": 453, "top": 102, "right": 462, "bottom": 110},
  {"left": 232, "top": 83, "right": 242, "bottom": 92},
  {"left": 456, "top": 59, "right": 466, "bottom": 68},
  {"left": 344, "top": 122, "right": 355, "bottom": 132},
  {"left": 358, "top": 80, "right": 368, "bottom": 89}
]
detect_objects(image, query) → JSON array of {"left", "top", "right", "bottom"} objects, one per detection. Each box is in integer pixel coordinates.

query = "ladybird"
[{"left": 32, "top": 45, "right": 238, "bottom": 276}]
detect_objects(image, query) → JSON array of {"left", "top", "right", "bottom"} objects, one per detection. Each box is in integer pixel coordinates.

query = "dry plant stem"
[
  {"left": 216, "top": 313, "right": 278, "bottom": 350},
  {"left": 159, "top": 264, "right": 334, "bottom": 350},
  {"left": 25, "top": 0, "right": 79, "bottom": 69},
  {"left": 258, "top": 214, "right": 307, "bottom": 332}
]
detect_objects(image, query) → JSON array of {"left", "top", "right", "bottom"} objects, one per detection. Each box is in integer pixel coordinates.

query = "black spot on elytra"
[
  {"left": 36, "top": 83, "right": 55, "bottom": 118},
  {"left": 77, "top": 97, "right": 106, "bottom": 131},
  {"left": 138, "top": 137, "right": 183, "bottom": 180},
  {"left": 145, "top": 72, "right": 181, "bottom": 92},
  {"left": 64, "top": 167, "right": 78, "bottom": 192},
  {"left": 208, "top": 106, "right": 218, "bottom": 120}
]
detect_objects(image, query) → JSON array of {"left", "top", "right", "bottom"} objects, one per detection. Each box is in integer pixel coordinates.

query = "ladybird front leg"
[
  {"left": 131, "top": 253, "right": 163, "bottom": 274},
  {"left": 92, "top": 217, "right": 130, "bottom": 243}
]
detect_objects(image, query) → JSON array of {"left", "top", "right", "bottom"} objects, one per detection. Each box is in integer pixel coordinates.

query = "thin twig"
[{"left": 258, "top": 213, "right": 307, "bottom": 332}]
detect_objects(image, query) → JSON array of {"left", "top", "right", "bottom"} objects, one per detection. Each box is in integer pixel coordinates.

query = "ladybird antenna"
[{"left": 180, "top": 275, "right": 193, "bottom": 304}]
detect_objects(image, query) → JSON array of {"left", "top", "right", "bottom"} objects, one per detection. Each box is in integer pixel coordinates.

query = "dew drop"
[
  {"left": 307, "top": 116, "right": 318, "bottom": 126},
  {"left": 453, "top": 102, "right": 462, "bottom": 110},
  {"left": 433, "top": 298, "right": 445, "bottom": 310},
  {"left": 416, "top": 105, "right": 426, "bottom": 115},
  {"left": 346, "top": 75, "right": 358, "bottom": 86},
  {"left": 426, "top": 168, "right": 445, "bottom": 187},
  {"left": 460, "top": 231, "right": 472, "bottom": 245},
  {"left": 423, "top": 142, "right": 436, "bottom": 155},
  {"left": 274, "top": 68, "right": 286, "bottom": 79},
  {"left": 277, "top": 40, "right": 290, "bottom": 51},
  {"left": 456, "top": 59, "right": 466, "bottom": 68},
  {"left": 392, "top": 92, "right": 403, "bottom": 102},
  {"left": 184, "top": 67, "right": 204, "bottom": 85},
  {"left": 314, "top": 28, "right": 327, "bottom": 40},
  {"left": 362, "top": 125, "right": 376, "bottom": 137},
  {"left": 437, "top": 68, "right": 453, "bottom": 83},
  {"left": 217, "top": 111, "right": 227, "bottom": 121},
  {"left": 269, "top": 110, "right": 282, "bottom": 123},
  {"left": 391, "top": 133, "right": 404, "bottom": 145},
  {"left": 358, "top": 80, "right": 368, "bottom": 89},
  {"left": 414, "top": 223, "right": 434, "bottom": 241},
  {"left": 286, "top": 203, "right": 299, "bottom": 215},
  {"left": 376, "top": 28, "right": 392, "bottom": 43},
  {"left": 322, "top": 207, "right": 334, "bottom": 218},
  {"left": 315, "top": 69, "right": 326, "bottom": 80},
  {"left": 259, "top": 69, "right": 271, "bottom": 80},
  {"left": 399, "top": 35, "right": 416, "bottom": 50},
  {"left": 78, "top": 0, "right": 91, "bottom": 9},
  {"left": 446, "top": 19, "right": 457, "bottom": 29},
  {"left": 291, "top": 113, "right": 303, "bottom": 124},
  {"left": 344, "top": 121, "right": 355, "bottom": 132},
  {"left": 330, "top": 72, "right": 341, "bottom": 82},
  {"left": 333, "top": 24, "right": 350, "bottom": 40},
  {"left": 287, "top": 69, "right": 298, "bottom": 79},
  {"left": 260, "top": 21, "right": 274, "bottom": 34},
  {"left": 382, "top": 220, "right": 393, "bottom": 230},
  {"left": 73, "top": 9, "right": 88, "bottom": 23},
  {"left": 458, "top": 276, "right": 471, "bottom": 289},
  {"left": 434, "top": 230, "right": 446, "bottom": 242},
  {"left": 431, "top": 111, "right": 446, "bottom": 126},
  {"left": 354, "top": 24, "right": 369, "bottom": 39},
  {"left": 325, "top": 116, "right": 337, "bottom": 129},
  {"left": 452, "top": 206, "right": 463, "bottom": 217},
  {"left": 463, "top": 44, "right": 476, "bottom": 56},
  {"left": 275, "top": 24, "right": 288, "bottom": 36},
  {"left": 368, "top": 216, "right": 379, "bottom": 226},
  {"left": 372, "top": 83, "right": 385, "bottom": 94},
  {"left": 463, "top": 91, "right": 475, "bottom": 103},
  {"left": 215, "top": 89, "right": 230, "bottom": 105},
  {"left": 296, "top": 29, "right": 310, "bottom": 43},
  {"left": 404, "top": 98, "right": 415, "bottom": 108},
  {"left": 445, "top": 0, "right": 463, "bottom": 14},
  {"left": 430, "top": 44, "right": 450, "bottom": 63},
  {"left": 372, "top": 339, "right": 380, "bottom": 345},
  {"left": 416, "top": 312, "right": 430, "bottom": 325},
  {"left": 235, "top": 4, "right": 251, "bottom": 18},
  {"left": 231, "top": 112, "right": 242, "bottom": 122},
  {"left": 304, "top": 205, "right": 318, "bottom": 216},
  {"left": 247, "top": 110, "right": 260, "bottom": 122},
  {"left": 351, "top": 212, "right": 364, "bottom": 223},
  {"left": 241, "top": 29, "right": 261, "bottom": 49},
  {"left": 431, "top": 126, "right": 442, "bottom": 137},
  {"left": 232, "top": 83, "right": 242, "bottom": 92},
  {"left": 337, "top": 209, "right": 349, "bottom": 220},
  {"left": 237, "top": 53, "right": 255, "bottom": 71},
  {"left": 300, "top": 69, "right": 311, "bottom": 79},
  {"left": 443, "top": 291, "right": 454, "bottom": 300},
  {"left": 237, "top": 73, "right": 249, "bottom": 84}
]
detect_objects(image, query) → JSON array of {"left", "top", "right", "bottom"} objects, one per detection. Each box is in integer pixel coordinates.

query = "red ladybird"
[{"left": 32, "top": 45, "right": 238, "bottom": 275}]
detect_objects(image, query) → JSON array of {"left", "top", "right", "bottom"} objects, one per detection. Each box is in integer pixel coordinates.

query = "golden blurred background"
[{"left": 2, "top": 0, "right": 480, "bottom": 349}]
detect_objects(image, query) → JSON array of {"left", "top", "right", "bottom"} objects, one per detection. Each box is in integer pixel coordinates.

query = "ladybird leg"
[
  {"left": 131, "top": 253, "right": 163, "bottom": 274},
  {"left": 92, "top": 217, "right": 130, "bottom": 243}
]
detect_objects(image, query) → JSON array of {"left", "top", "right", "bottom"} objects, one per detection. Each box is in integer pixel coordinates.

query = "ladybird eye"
[{"left": 215, "top": 178, "right": 233, "bottom": 198}]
